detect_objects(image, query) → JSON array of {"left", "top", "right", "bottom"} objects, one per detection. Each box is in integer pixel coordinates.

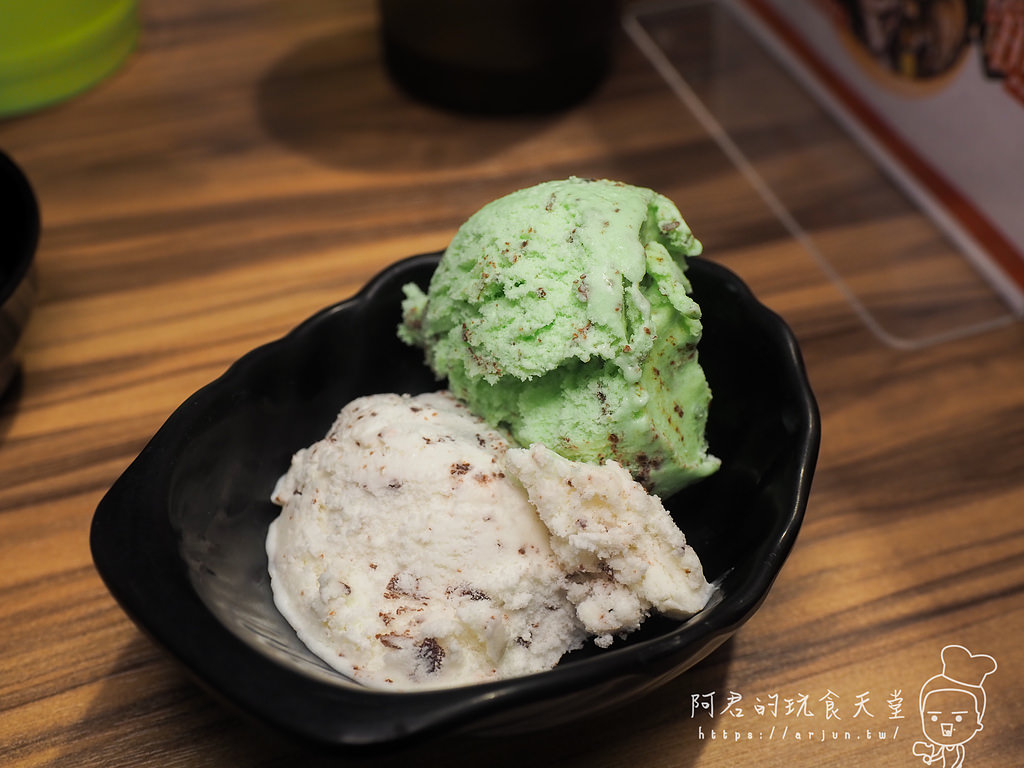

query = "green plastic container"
[{"left": 0, "top": 0, "right": 138, "bottom": 118}]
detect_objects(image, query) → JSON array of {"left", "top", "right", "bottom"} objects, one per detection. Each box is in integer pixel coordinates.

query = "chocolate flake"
[
  {"left": 375, "top": 632, "right": 403, "bottom": 649},
  {"left": 632, "top": 452, "right": 664, "bottom": 488},
  {"left": 384, "top": 572, "right": 423, "bottom": 599},
  {"left": 447, "top": 585, "right": 489, "bottom": 601},
  {"left": 417, "top": 638, "right": 445, "bottom": 673}
]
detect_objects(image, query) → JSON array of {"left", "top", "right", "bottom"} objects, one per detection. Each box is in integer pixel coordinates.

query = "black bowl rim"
[
  {"left": 90, "top": 252, "right": 820, "bottom": 751},
  {"left": 0, "top": 150, "right": 39, "bottom": 307}
]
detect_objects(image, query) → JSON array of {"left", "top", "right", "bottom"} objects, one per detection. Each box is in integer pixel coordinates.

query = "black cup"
[{"left": 379, "top": 0, "right": 618, "bottom": 114}]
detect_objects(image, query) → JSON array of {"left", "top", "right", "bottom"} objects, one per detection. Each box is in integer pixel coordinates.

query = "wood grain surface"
[{"left": 1, "top": 1, "right": 1022, "bottom": 766}]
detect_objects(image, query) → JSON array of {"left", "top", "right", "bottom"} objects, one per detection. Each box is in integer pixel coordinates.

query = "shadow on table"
[
  {"left": 255, "top": 26, "right": 561, "bottom": 174},
  {"left": 68, "top": 630, "right": 732, "bottom": 767}
]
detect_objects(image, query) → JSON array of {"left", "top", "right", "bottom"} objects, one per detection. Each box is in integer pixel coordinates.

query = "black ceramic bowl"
[
  {"left": 91, "top": 252, "right": 819, "bottom": 751},
  {"left": 0, "top": 151, "right": 39, "bottom": 397}
]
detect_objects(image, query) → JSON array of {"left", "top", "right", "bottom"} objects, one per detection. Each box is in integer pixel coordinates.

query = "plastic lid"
[{"left": 0, "top": 0, "right": 138, "bottom": 118}]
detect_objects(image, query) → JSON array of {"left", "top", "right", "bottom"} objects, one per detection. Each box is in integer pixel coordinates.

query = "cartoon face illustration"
[
  {"left": 920, "top": 687, "right": 983, "bottom": 747},
  {"left": 912, "top": 645, "right": 997, "bottom": 765}
]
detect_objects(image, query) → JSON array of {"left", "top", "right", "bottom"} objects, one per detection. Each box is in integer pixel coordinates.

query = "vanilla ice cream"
[
  {"left": 267, "top": 391, "right": 713, "bottom": 689},
  {"left": 266, "top": 391, "right": 587, "bottom": 689}
]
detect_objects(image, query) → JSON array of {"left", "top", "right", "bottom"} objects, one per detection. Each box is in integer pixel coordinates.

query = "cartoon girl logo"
[{"left": 912, "top": 644, "right": 997, "bottom": 768}]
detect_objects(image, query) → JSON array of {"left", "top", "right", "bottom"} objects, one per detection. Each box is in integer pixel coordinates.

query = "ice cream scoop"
[
  {"left": 266, "top": 391, "right": 587, "bottom": 689},
  {"left": 400, "top": 177, "right": 719, "bottom": 497}
]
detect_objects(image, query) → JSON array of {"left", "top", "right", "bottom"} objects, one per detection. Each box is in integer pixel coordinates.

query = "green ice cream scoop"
[{"left": 399, "top": 178, "right": 719, "bottom": 497}]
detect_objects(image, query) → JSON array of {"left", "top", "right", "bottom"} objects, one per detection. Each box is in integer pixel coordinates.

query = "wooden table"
[{"left": 2, "top": 1, "right": 1022, "bottom": 765}]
